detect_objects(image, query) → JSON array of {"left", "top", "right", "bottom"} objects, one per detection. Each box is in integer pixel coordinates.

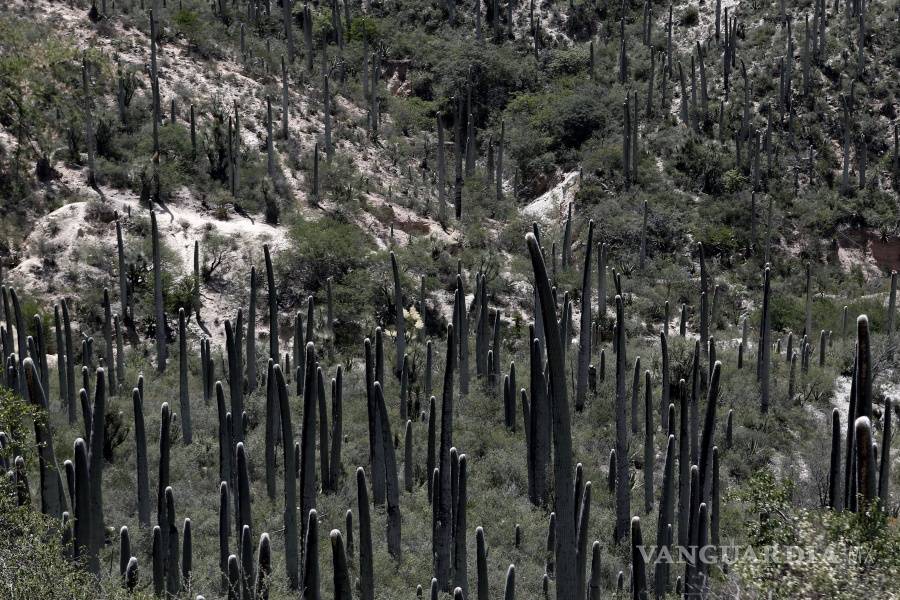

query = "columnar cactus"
[
  {"left": 856, "top": 316, "right": 873, "bottom": 419},
  {"left": 879, "top": 398, "right": 891, "bottom": 502},
  {"left": 157, "top": 401, "right": 171, "bottom": 556},
  {"left": 86, "top": 367, "right": 106, "bottom": 571},
  {"left": 227, "top": 554, "right": 240, "bottom": 600},
  {"left": 153, "top": 526, "right": 164, "bottom": 597},
  {"left": 330, "top": 367, "right": 343, "bottom": 491},
  {"left": 677, "top": 379, "right": 689, "bottom": 547},
  {"left": 219, "top": 482, "right": 230, "bottom": 591},
  {"left": 526, "top": 231, "right": 577, "bottom": 594},
  {"left": 698, "top": 362, "right": 721, "bottom": 503},
  {"left": 367, "top": 336, "right": 386, "bottom": 506},
  {"left": 150, "top": 211, "right": 167, "bottom": 372},
  {"left": 390, "top": 252, "right": 406, "bottom": 377},
  {"left": 404, "top": 420, "right": 414, "bottom": 492},
  {"left": 855, "top": 416, "right": 876, "bottom": 510},
  {"left": 73, "top": 438, "right": 91, "bottom": 565},
  {"left": 165, "top": 487, "right": 181, "bottom": 596},
  {"left": 234, "top": 442, "right": 251, "bottom": 545},
  {"left": 125, "top": 556, "right": 139, "bottom": 592},
  {"left": 264, "top": 245, "right": 279, "bottom": 362},
  {"left": 576, "top": 220, "right": 594, "bottom": 411},
  {"left": 400, "top": 354, "right": 409, "bottom": 422},
  {"left": 475, "top": 527, "right": 488, "bottom": 600},
  {"left": 177, "top": 309, "right": 192, "bottom": 444},
  {"left": 711, "top": 447, "right": 720, "bottom": 546},
  {"left": 23, "top": 358, "right": 63, "bottom": 518},
  {"left": 630, "top": 516, "right": 648, "bottom": 599},
  {"left": 655, "top": 434, "right": 676, "bottom": 597},
  {"left": 240, "top": 525, "right": 253, "bottom": 599},
  {"left": 215, "top": 382, "right": 233, "bottom": 490},
  {"left": 575, "top": 480, "right": 592, "bottom": 600},
  {"left": 631, "top": 357, "right": 641, "bottom": 435},
  {"left": 182, "top": 518, "right": 192, "bottom": 592},
  {"left": 427, "top": 394, "right": 437, "bottom": 502},
  {"left": 317, "top": 367, "right": 331, "bottom": 493},
  {"left": 758, "top": 266, "right": 772, "bottom": 412},
  {"left": 375, "top": 382, "right": 402, "bottom": 559},
  {"left": 456, "top": 275, "right": 470, "bottom": 395},
  {"left": 614, "top": 295, "right": 630, "bottom": 543},
  {"left": 256, "top": 532, "right": 272, "bottom": 600},
  {"left": 300, "top": 342, "right": 318, "bottom": 542},
  {"left": 302, "top": 509, "right": 320, "bottom": 599},
  {"left": 528, "top": 335, "right": 550, "bottom": 506},
  {"left": 643, "top": 370, "right": 654, "bottom": 514},
  {"left": 435, "top": 325, "right": 455, "bottom": 589},
  {"left": 265, "top": 361, "right": 277, "bottom": 501},
  {"left": 454, "top": 453, "right": 468, "bottom": 593},
  {"left": 119, "top": 526, "right": 131, "bottom": 579},
  {"left": 131, "top": 388, "right": 150, "bottom": 526},
  {"left": 101, "top": 290, "right": 116, "bottom": 392},
  {"left": 356, "top": 468, "right": 374, "bottom": 600}
]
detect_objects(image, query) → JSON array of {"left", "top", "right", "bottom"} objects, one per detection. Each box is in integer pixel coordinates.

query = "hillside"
[{"left": 0, "top": 0, "right": 899, "bottom": 598}]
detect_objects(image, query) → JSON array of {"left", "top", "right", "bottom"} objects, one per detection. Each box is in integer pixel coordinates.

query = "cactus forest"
[{"left": 0, "top": 0, "right": 899, "bottom": 597}]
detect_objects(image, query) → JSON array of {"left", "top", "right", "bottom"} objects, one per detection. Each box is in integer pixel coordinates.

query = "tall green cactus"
[
  {"left": 125, "top": 556, "right": 139, "bottom": 592},
  {"left": 435, "top": 324, "right": 455, "bottom": 589},
  {"left": 655, "top": 433, "right": 676, "bottom": 597},
  {"left": 240, "top": 525, "right": 253, "bottom": 600},
  {"left": 152, "top": 526, "right": 164, "bottom": 597},
  {"left": 614, "top": 295, "right": 630, "bottom": 543},
  {"left": 454, "top": 453, "right": 468, "bottom": 593},
  {"left": 576, "top": 220, "right": 594, "bottom": 412},
  {"left": 631, "top": 516, "right": 648, "bottom": 599},
  {"left": 131, "top": 388, "right": 150, "bottom": 526},
  {"left": 391, "top": 252, "right": 406, "bottom": 377},
  {"left": 698, "top": 361, "right": 721, "bottom": 504},
  {"left": 356, "top": 468, "right": 374, "bottom": 600},
  {"left": 575, "top": 481, "right": 592, "bottom": 600},
  {"left": 475, "top": 527, "right": 488, "bottom": 600},
  {"left": 758, "top": 266, "right": 772, "bottom": 412},
  {"left": 526, "top": 231, "right": 577, "bottom": 595},
  {"left": 219, "top": 482, "right": 230, "bottom": 592},
  {"left": 302, "top": 509, "right": 320, "bottom": 599},
  {"left": 300, "top": 343, "right": 318, "bottom": 544},
  {"left": 879, "top": 398, "right": 892, "bottom": 502},
  {"left": 227, "top": 553, "right": 240, "bottom": 600},
  {"left": 235, "top": 442, "right": 252, "bottom": 546},
  {"left": 331, "top": 366, "right": 343, "bottom": 492},
  {"left": 157, "top": 401, "right": 171, "bottom": 557},
  {"left": 177, "top": 309, "right": 192, "bottom": 444},
  {"left": 643, "top": 370, "right": 654, "bottom": 514},
  {"left": 404, "top": 420, "right": 414, "bottom": 492},
  {"left": 23, "top": 358, "right": 63, "bottom": 518},
  {"left": 72, "top": 437, "right": 91, "bottom": 566},
  {"left": 182, "top": 518, "right": 192, "bottom": 593},
  {"left": 150, "top": 211, "right": 167, "bottom": 372},
  {"left": 86, "top": 367, "right": 106, "bottom": 572},
  {"left": 856, "top": 417, "right": 877, "bottom": 509},
  {"left": 317, "top": 367, "right": 330, "bottom": 493},
  {"left": 375, "top": 381, "right": 402, "bottom": 559},
  {"left": 856, "top": 316, "right": 873, "bottom": 420},
  {"left": 164, "top": 487, "right": 180, "bottom": 596}
]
